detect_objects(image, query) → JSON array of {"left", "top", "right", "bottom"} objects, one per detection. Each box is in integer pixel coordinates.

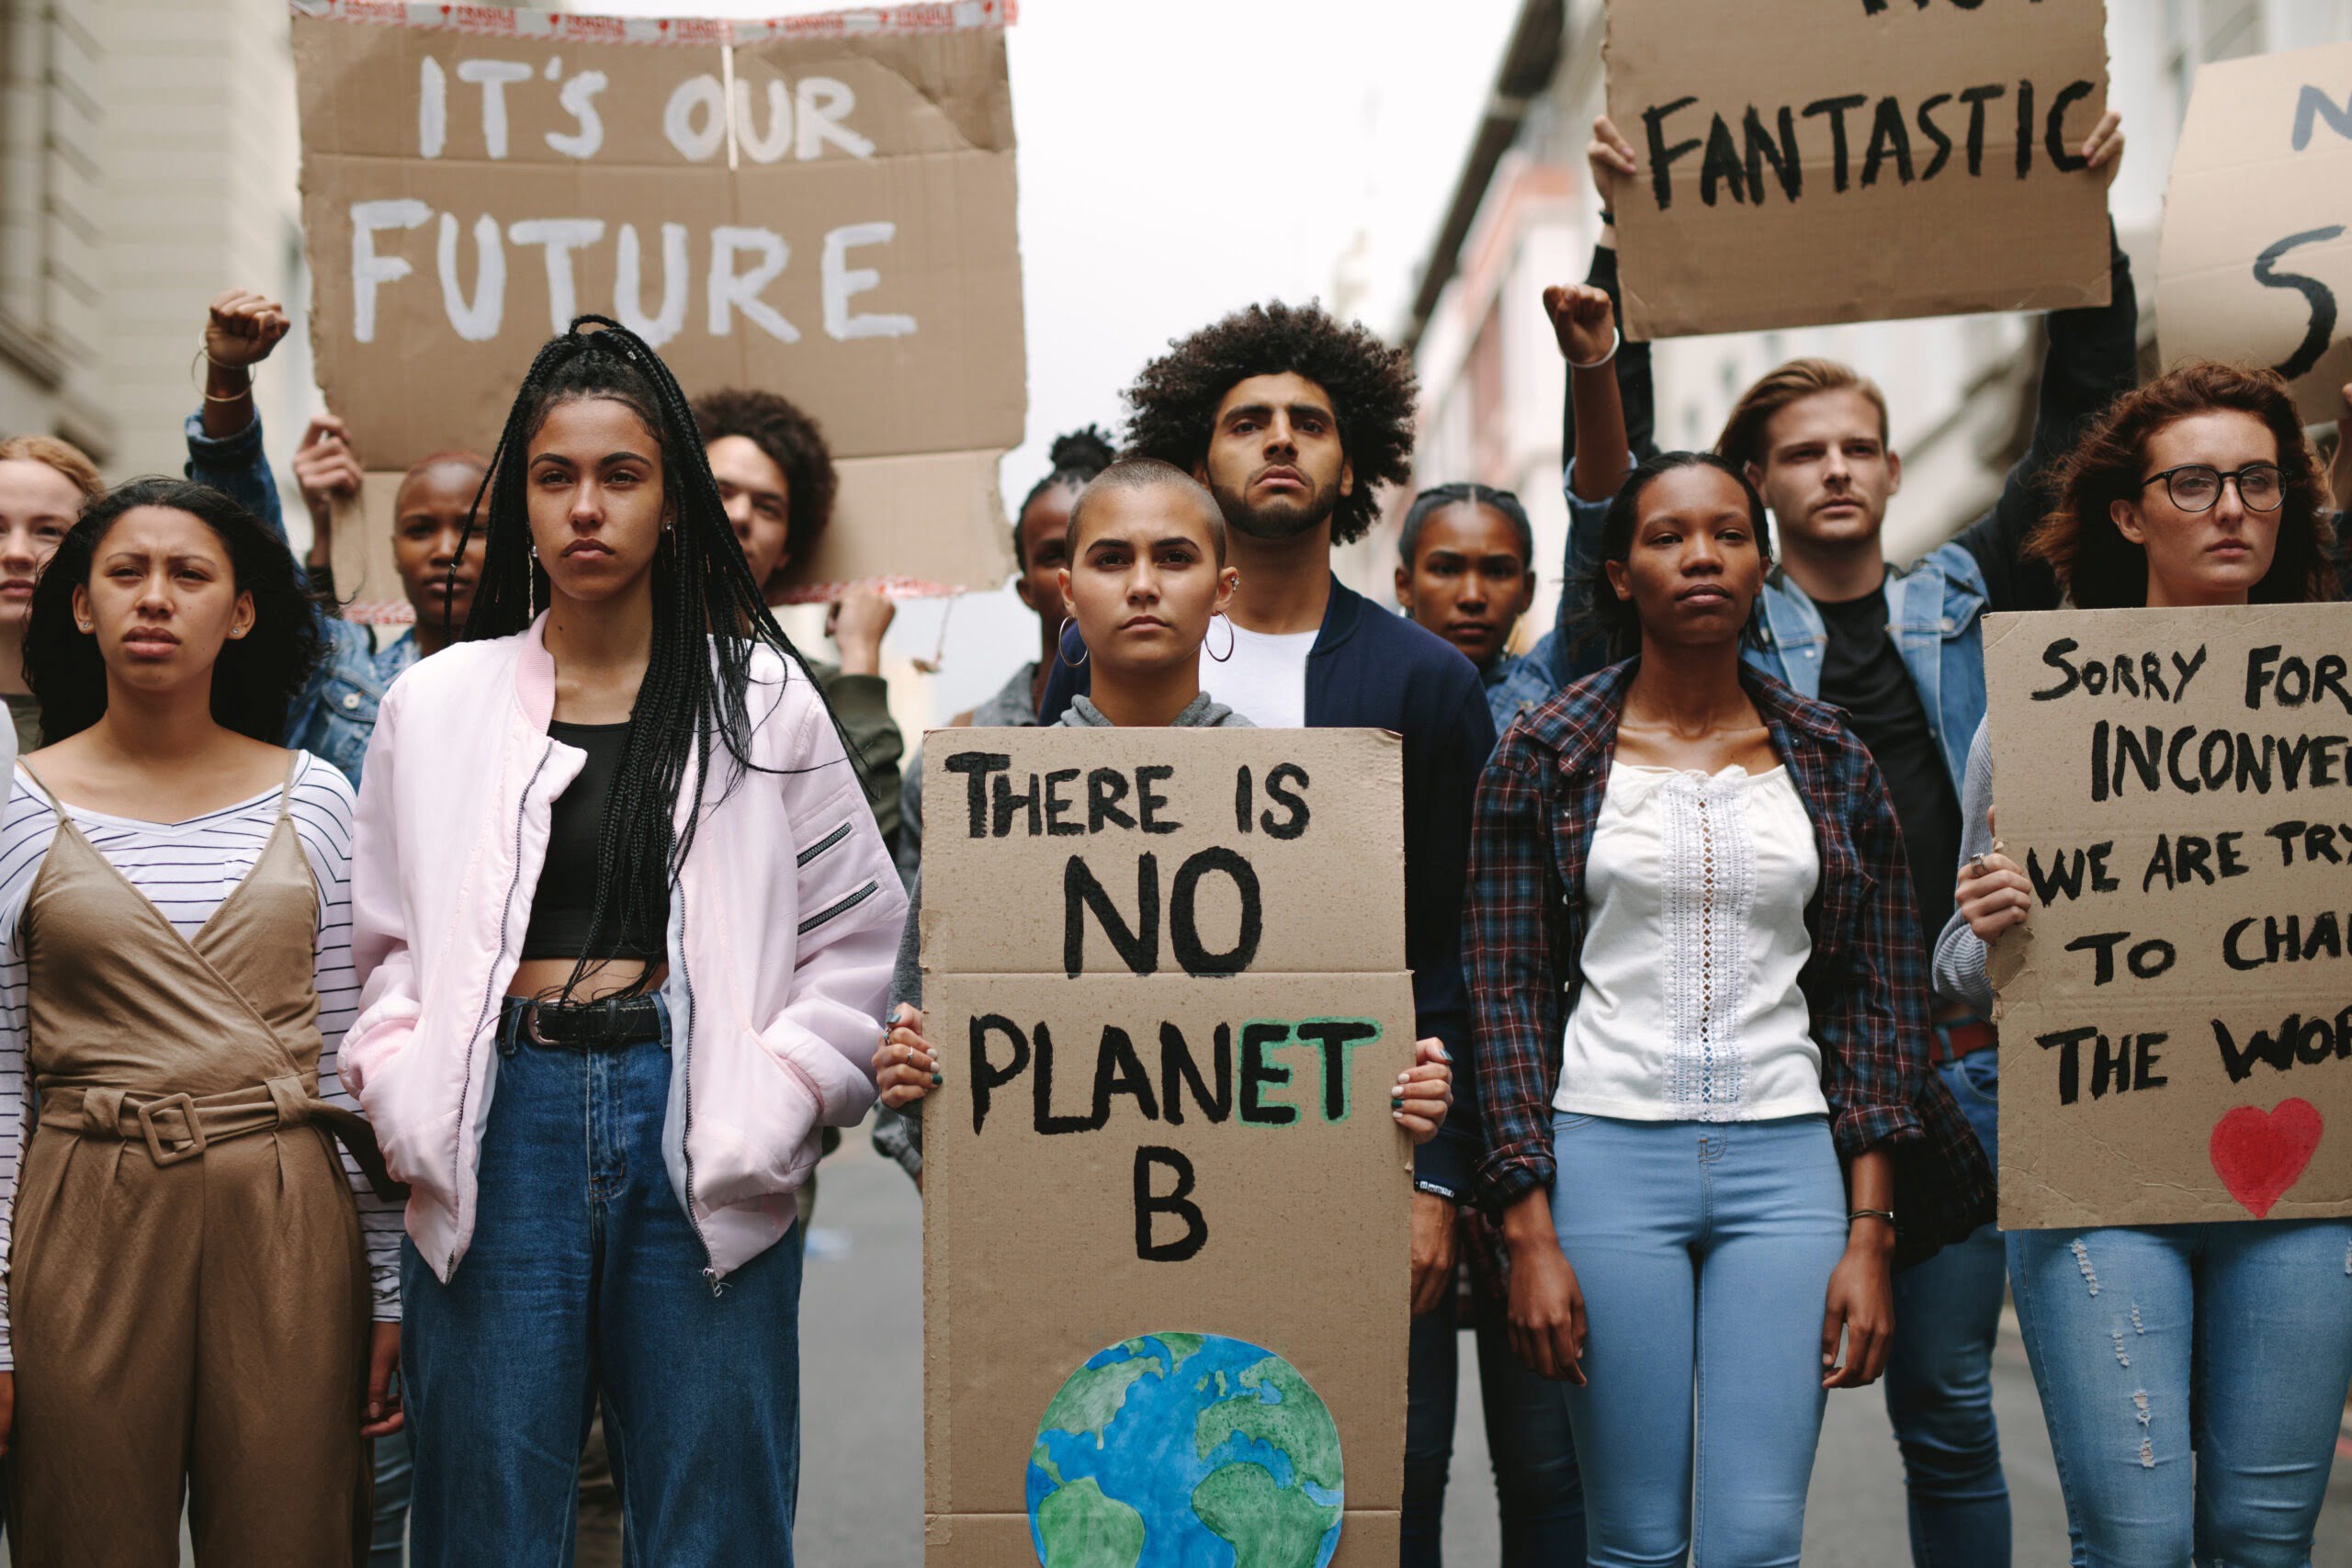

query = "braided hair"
[
  {"left": 1013, "top": 425, "right": 1115, "bottom": 568},
  {"left": 457, "top": 316, "right": 858, "bottom": 1001}
]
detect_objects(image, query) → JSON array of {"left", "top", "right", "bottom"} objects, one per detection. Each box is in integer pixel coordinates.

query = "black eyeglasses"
[{"left": 2139, "top": 463, "right": 2284, "bottom": 513}]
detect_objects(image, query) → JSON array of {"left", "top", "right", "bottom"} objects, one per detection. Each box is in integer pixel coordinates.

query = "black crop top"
[{"left": 520, "top": 719, "right": 668, "bottom": 963}]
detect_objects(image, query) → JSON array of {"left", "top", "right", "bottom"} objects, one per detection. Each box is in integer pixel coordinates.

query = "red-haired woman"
[{"left": 1935, "top": 363, "right": 2352, "bottom": 1567}]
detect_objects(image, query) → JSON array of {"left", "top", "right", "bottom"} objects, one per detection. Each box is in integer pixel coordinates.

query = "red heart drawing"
[{"left": 2209, "top": 1099, "right": 2324, "bottom": 1218}]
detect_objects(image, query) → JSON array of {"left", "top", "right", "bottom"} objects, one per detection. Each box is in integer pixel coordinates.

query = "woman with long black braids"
[{"left": 345, "top": 317, "right": 903, "bottom": 1563}]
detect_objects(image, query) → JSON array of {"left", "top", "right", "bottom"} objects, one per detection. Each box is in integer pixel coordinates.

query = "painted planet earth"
[{"left": 1026, "top": 1332, "right": 1343, "bottom": 1568}]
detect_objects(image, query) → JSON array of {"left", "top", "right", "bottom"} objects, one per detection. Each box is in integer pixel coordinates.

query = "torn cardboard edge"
[{"left": 288, "top": 0, "right": 1017, "bottom": 43}]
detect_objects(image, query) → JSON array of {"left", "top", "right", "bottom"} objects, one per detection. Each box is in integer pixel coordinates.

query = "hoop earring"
[
  {"left": 1056, "top": 615, "right": 1089, "bottom": 669},
  {"left": 1205, "top": 611, "right": 1236, "bottom": 663}
]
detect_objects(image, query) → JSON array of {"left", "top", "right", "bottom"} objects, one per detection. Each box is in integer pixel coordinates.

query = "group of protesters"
[{"left": 0, "top": 93, "right": 2345, "bottom": 1568}]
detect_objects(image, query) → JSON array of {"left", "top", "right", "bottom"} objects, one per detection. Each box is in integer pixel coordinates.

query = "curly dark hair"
[
  {"left": 2026, "top": 360, "right": 2337, "bottom": 609},
  {"left": 1123, "top": 301, "right": 1417, "bottom": 546},
  {"left": 691, "top": 386, "right": 839, "bottom": 571},
  {"left": 1588, "top": 451, "right": 1774, "bottom": 660},
  {"left": 27, "top": 477, "right": 323, "bottom": 743}
]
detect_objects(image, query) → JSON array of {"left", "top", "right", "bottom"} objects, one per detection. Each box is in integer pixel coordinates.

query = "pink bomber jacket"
[{"left": 345, "top": 616, "right": 904, "bottom": 1283}]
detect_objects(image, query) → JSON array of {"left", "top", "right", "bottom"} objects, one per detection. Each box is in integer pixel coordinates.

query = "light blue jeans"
[
  {"left": 2009, "top": 1218, "right": 2352, "bottom": 1567},
  {"left": 1551, "top": 1111, "right": 1849, "bottom": 1568},
  {"left": 401, "top": 998, "right": 806, "bottom": 1567},
  {"left": 1884, "top": 1048, "right": 2011, "bottom": 1567}
]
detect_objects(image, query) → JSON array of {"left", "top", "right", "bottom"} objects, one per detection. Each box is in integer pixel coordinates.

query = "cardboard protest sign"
[
  {"left": 290, "top": 0, "right": 1023, "bottom": 603},
  {"left": 1603, "top": 0, "right": 2111, "bottom": 340},
  {"left": 2158, "top": 40, "right": 2352, "bottom": 426},
  {"left": 919, "top": 728, "right": 1415, "bottom": 1567},
  {"left": 1984, "top": 606, "right": 2352, "bottom": 1229}
]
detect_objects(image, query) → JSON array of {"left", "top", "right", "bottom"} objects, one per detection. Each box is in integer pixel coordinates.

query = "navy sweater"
[{"left": 1041, "top": 577, "right": 1497, "bottom": 1199}]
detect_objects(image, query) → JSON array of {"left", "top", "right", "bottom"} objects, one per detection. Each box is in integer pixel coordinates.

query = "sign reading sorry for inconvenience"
[
  {"left": 1603, "top": 0, "right": 2112, "bottom": 339},
  {"left": 919, "top": 728, "right": 1414, "bottom": 1568},
  {"left": 2159, "top": 39, "right": 2352, "bottom": 425},
  {"left": 290, "top": 1, "right": 1023, "bottom": 601},
  {"left": 1985, "top": 606, "right": 2352, "bottom": 1230}
]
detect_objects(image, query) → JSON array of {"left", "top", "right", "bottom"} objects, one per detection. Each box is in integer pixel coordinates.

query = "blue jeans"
[
  {"left": 401, "top": 998, "right": 806, "bottom": 1567},
  {"left": 370, "top": 1428, "right": 413, "bottom": 1566},
  {"left": 2009, "top": 1218, "right": 2352, "bottom": 1568},
  {"left": 1884, "top": 1049, "right": 2010, "bottom": 1567},
  {"left": 1400, "top": 1267, "right": 1586, "bottom": 1566},
  {"left": 1552, "top": 1112, "right": 1847, "bottom": 1568}
]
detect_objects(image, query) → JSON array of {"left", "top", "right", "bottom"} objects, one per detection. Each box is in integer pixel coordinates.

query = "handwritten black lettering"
[
  {"left": 2291, "top": 84, "right": 2352, "bottom": 152},
  {"left": 1159, "top": 1021, "right": 1232, "bottom": 1125},
  {"left": 2253, "top": 227, "right": 2345, "bottom": 383},
  {"left": 1064, "top": 852, "right": 1159, "bottom": 978},
  {"left": 1134, "top": 1146, "right": 1207, "bottom": 1261},
  {"left": 944, "top": 750, "right": 1011, "bottom": 838},
  {"left": 968, "top": 1013, "right": 1030, "bottom": 1134}
]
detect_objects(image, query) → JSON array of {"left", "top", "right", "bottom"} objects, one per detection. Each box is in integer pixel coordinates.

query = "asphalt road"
[
  {"left": 801, "top": 1129, "right": 2352, "bottom": 1568},
  {"left": 18, "top": 1128, "right": 2338, "bottom": 1563}
]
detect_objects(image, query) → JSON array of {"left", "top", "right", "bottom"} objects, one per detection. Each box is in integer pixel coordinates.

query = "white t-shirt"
[
  {"left": 1554, "top": 762, "right": 1831, "bottom": 1124},
  {"left": 1202, "top": 624, "right": 1317, "bottom": 728}
]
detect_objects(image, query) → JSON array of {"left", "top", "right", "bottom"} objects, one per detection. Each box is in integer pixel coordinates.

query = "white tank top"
[{"left": 1553, "top": 762, "right": 1831, "bottom": 1123}]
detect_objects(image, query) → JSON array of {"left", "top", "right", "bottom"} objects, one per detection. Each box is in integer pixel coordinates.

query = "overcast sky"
[{"left": 606, "top": 0, "right": 1521, "bottom": 717}]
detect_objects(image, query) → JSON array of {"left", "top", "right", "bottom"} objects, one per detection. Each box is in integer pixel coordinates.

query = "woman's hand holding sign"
[
  {"left": 1956, "top": 809, "right": 2032, "bottom": 942},
  {"left": 876, "top": 1004, "right": 937, "bottom": 1108},
  {"left": 1392, "top": 1036, "right": 1453, "bottom": 1144}
]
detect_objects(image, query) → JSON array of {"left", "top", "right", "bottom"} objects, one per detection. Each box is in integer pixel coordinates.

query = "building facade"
[
  {"left": 1382, "top": 0, "right": 2352, "bottom": 637},
  {"left": 3, "top": 0, "right": 317, "bottom": 527}
]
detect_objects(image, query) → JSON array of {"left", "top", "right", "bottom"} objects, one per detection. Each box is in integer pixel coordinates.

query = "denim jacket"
[
  {"left": 183, "top": 411, "right": 393, "bottom": 785},
  {"left": 1556, "top": 228, "right": 2141, "bottom": 801}
]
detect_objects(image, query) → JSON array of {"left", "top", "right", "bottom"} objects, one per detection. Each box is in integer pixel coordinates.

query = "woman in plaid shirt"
[{"left": 1465, "top": 451, "right": 1991, "bottom": 1565}]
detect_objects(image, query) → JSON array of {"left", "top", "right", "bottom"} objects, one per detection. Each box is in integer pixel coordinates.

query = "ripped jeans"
[{"left": 2007, "top": 1221, "right": 2352, "bottom": 1568}]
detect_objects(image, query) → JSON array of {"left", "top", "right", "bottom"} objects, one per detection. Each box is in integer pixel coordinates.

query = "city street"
[{"left": 803, "top": 1131, "right": 2352, "bottom": 1568}]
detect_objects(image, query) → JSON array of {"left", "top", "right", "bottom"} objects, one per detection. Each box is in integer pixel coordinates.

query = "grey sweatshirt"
[
  {"left": 871, "top": 690, "right": 1250, "bottom": 1177},
  {"left": 1930, "top": 719, "right": 1998, "bottom": 1017}
]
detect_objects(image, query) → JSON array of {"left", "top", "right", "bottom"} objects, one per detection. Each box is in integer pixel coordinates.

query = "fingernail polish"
[
  {"left": 931, "top": 1073, "right": 944, "bottom": 1087},
  {"left": 1390, "top": 1095, "right": 1404, "bottom": 1110}
]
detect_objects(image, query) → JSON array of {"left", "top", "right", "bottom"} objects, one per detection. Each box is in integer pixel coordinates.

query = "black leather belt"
[{"left": 521, "top": 994, "right": 662, "bottom": 1050}]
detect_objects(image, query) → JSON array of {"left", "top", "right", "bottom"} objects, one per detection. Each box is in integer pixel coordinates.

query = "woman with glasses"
[{"left": 1932, "top": 360, "right": 2350, "bottom": 1567}]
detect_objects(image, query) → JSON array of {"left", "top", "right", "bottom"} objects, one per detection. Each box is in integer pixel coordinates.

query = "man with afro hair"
[{"left": 1043, "top": 300, "right": 1495, "bottom": 1339}]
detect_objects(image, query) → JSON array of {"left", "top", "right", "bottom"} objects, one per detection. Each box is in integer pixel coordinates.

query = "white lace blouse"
[{"left": 1553, "top": 762, "right": 1831, "bottom": 1123}]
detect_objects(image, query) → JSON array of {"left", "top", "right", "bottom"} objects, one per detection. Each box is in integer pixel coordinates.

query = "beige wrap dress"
[{"left": 6, "top": 757, "right": 400, "bottom": 1565}]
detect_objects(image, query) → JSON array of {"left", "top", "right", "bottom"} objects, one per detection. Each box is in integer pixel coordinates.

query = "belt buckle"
[
  {"left": 525, "top": 1002, "right": 559, "bottom": 1047},
  {"left": 137, "top": 1093, "right": 207, "bottom": 1166}
]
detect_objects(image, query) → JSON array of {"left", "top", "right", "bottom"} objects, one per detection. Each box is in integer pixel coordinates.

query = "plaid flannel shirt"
[{"left": 1468, "top": 660, "right": 1992, "bottom": 1253}]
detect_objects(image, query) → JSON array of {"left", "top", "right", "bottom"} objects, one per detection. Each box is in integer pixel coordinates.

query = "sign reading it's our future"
[
  {"left": 1603, "top": 0, "right": 2112, "bottom": 339},
  {"left": 289, "top": 0, "right": 1024, "bottom": 600},
  {"left": 1985, "top": 606, "right": 2352, "bottom": 1230},
  {"left": 919, "top": 728, "right": 1413, "bottom": 1567}
]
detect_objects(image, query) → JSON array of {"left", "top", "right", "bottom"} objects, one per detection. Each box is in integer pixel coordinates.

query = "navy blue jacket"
[{"left": 1041, "top": 577, "right": 1497, "bottom": 1199}]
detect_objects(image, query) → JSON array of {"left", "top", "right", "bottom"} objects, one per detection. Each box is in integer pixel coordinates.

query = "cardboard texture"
[
  {"left": 1984, "top": 606, "right": 2352, "bottom": 1230},
  {"left": 290, "top": 1, "right": 1023, "bottom": 597},
  {"left": 2157, "top": 39, "right": 2352, "bottom": 425},
  {"left": 1603, "top": 0, "right": 2111, "bottom": 340},
  {"left": 919, "top": 728, "right": 1413, "bottom": 1568}
]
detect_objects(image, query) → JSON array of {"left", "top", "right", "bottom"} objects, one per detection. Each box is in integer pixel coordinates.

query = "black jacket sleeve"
[
  {"left": 1953, "top": 224, "right": 2141, "bottom": 613},
  {"left": 1404, "top": 658, "right": 1498, "bottom": 1201}
]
